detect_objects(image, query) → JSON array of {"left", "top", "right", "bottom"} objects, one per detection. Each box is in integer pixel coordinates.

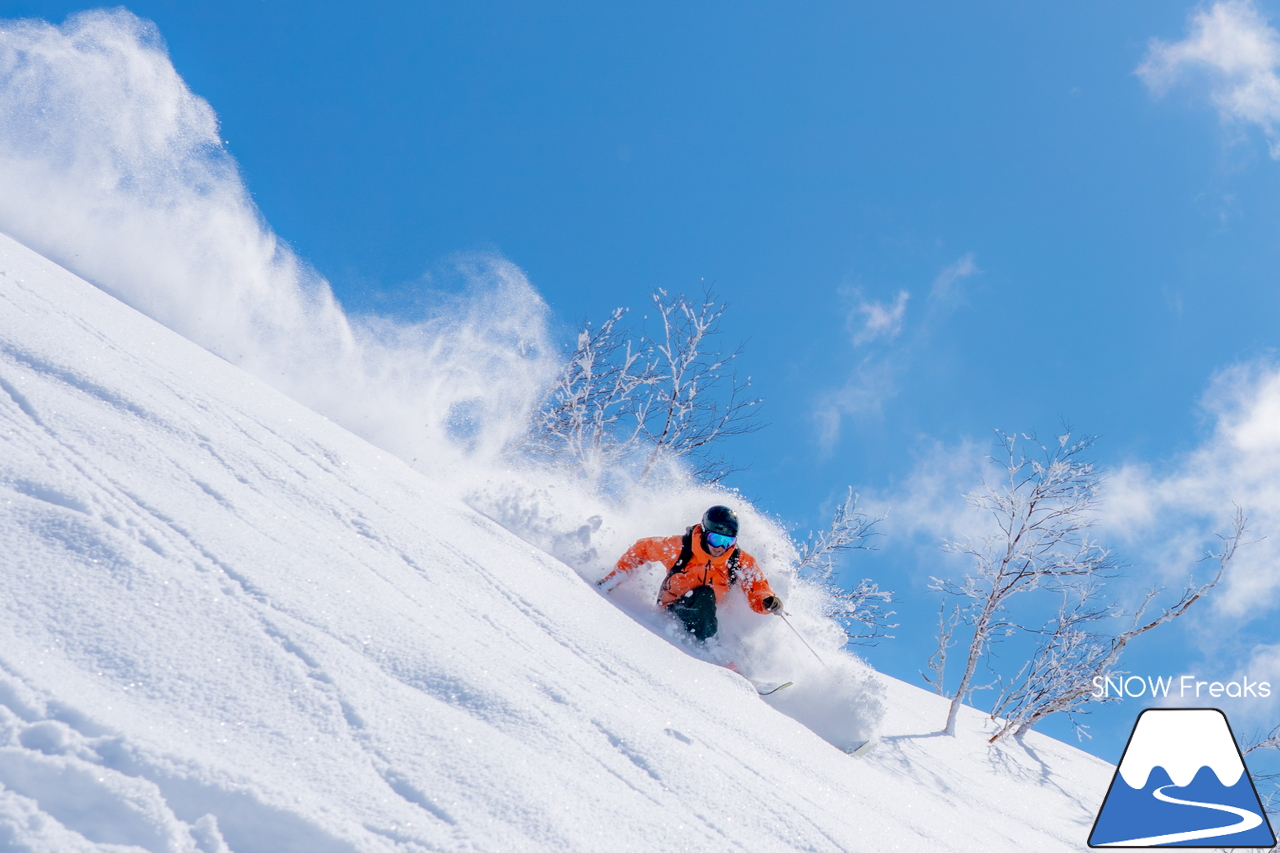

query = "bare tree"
[
  {"left": 985, "top": 508, "right": 1250, "bottom": 742},
  {"left": 933, "top": 429, "right": 1122, "bottom": 737},
  {"left": 930, "top": 427, "right": 1253, "bottom": 741},
  {"left": 517, "top": 289, "right": 762, "bottom": 489},
  {"left": 922, "top": 602, "right": 963, "bottom": 696},
  {"left": 633, "top": 289, "right": 762, "bottom": 484},
  {"left": 794, "top": 489, "right": 896, "bottom": 645},
  {"left": 518, "top": 307, "right": 647, "bottom": 480}
]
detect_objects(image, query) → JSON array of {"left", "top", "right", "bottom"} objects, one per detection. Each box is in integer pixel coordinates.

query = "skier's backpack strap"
[
  {"left": 727, "top": 547, "right": 741, "bottom": 586},
  {"left": 659, "top": 527, "right": 696, "bottom": 602},
  {"left": 668, "top": 527, "right": 695, "bottom": 576}
]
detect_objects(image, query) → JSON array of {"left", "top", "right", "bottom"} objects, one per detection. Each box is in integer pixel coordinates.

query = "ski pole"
[{"left": 778, "top": 611, "right": 825, "bottom": 666}]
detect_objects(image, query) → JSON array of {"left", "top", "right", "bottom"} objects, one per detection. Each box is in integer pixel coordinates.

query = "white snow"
[
  {"left": 0, "top": 230, "right": 1119, "bottom": 852},
  {"left": 1118, "top": 709, "right": 1245, "bottom": 789}
]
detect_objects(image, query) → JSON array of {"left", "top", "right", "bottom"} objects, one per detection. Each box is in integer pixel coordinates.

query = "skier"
[{"left": 598, "top": 505, "right": 782, "bottom": 641}]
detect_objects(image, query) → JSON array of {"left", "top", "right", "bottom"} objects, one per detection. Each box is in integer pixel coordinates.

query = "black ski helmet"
[{"left": 701, "top": 505, "right": 739, "bottom": 538}]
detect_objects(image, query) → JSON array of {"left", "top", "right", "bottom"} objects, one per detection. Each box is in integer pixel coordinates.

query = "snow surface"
[{"left": 0, "top": 229, "right": 1116, "bottom": 851}]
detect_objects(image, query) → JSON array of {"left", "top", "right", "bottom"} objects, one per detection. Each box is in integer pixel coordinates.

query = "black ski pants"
[{"left": 667, "top": 584, "right": 718, "bottom": 641}]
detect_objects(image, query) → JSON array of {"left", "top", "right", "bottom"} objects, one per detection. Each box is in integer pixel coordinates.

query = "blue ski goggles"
[{"left": 706, "top": 532, "right": 736, "bottom": 549}]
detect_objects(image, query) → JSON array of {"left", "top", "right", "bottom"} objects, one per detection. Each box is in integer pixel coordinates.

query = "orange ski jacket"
[{"left": 603, "top": 525, "right": 778, "bottom": 614}]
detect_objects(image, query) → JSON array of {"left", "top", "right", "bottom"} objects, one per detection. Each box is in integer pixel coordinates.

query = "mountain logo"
[{"left": 1089, "top": 708, "right": 1276, "bottom": 848}]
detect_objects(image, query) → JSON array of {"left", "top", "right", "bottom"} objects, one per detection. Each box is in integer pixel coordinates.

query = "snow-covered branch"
[
  {"left": 930, "top": 427, "right": 1252, "bottom": 742},
  {"left": 986, "top": 504, "right": 1247, "bottom": 742},
  {"left": 922, "top": 602, "right": 962, "bottom": 696},
  {"left": 518, "top": 307, "right": 649, "bottom": 479},
  {"left": 516, "top": 289, "right": 761, "bottom": 489},
  {"left": 635, "top": 289, "right": 762, "bottom": 484},
  {"left": 795, "top": 489, "right": 896, "bottom": 646},
  {"left": 934, "top": 429, "right": 1119, "bottom": 737}
]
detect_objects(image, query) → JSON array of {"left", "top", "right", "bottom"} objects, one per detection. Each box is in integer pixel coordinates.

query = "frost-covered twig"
[
  {"left": 982, "top": 506, "right": 1250, "bottom": 742},
  {"left": 519, "top": 307, "right": 649, "bottom": 479},
  {"left": 936, "top": 428, "right": 1119, "bottom": 737},
  {"left": 635, "top": 289, "right": 762, "bottom": 484},
  {"left": 516, "top": 289, "right": 761, "bottom": 490},
  {"left": 795, "top": 489, "right": 896, "bottom": 645},
  {"left": 922, "top": 602, "right": 961, "bottom": 696},
  {"left": 795, "top": 488, "right": 883, "bottom": 578}
]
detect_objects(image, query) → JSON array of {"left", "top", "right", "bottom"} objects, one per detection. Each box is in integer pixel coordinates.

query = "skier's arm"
[
  {"left": 597, "top": 536, "right": 680, "bottom": 589},
  {"left": 737, "top": 554, "right": 782, "bottom": 614}
]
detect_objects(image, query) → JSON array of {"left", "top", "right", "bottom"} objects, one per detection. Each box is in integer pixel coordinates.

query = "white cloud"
[
  {"left": 867, "top": 364, "right": 1280, "bottom": 724},
  {"left": 929, "top": 253, "right": 979, "bottom": 301},
  {"left": 1092, "top": 363, "right": 1280, "bottom": 725},
  {"left": 870, "top": 358, "right": 1280, "bottom": 612},
  {"left": 1138, "top": 0, "right": 1280, "bottom": 156},
  {"left": 814, "top": 360, "right": 897, "bottom": 452},
  {"left": 865, "top": 436, "right": 989, "bottom": 546},
  {"left": 1102, "top": 359, "right": 1280, "bottom": 616},
  {"left": 816, "top": 255, "right": 978, "bottom": 450},
  {"left": 849, "top": 290, "right": 909, "bottom": 345}
]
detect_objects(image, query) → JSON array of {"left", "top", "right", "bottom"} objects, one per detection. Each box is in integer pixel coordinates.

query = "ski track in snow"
[{"left": 0, "top": 233, "right": 1117, "bottom": 851}]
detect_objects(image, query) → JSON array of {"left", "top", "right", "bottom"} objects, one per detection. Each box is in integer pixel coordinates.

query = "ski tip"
[
  {"left": 756, "top": 681, "right": 794, "bottom": 696},
  {"left": 847, "top": 738, "right": 877, "bottom": 757}
]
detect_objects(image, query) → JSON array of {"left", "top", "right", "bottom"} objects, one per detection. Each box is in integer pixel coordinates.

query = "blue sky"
[{"left": 9, "top": 0, "right": 1280, "bottom": 761}]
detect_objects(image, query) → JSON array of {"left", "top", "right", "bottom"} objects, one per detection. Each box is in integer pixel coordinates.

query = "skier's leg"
[{"left": 666, "top": 585, "right": 718, "bottom": 641}]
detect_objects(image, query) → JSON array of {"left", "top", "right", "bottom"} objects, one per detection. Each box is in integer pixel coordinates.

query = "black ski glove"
[{"left": 762, "top": 596, "right": 782, "bottom": 613}]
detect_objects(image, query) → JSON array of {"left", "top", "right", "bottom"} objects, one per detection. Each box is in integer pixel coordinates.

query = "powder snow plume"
[
  {"left": 0, "top": 9, "right": 553, "bottom": 477},
  {"left": 0, "top": 8, "right": 883, "bottom": 749}
]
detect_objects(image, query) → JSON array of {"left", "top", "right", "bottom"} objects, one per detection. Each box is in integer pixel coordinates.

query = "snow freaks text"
[{"left": 1091, "top": 675, "right": 1273, "bottom": 700}]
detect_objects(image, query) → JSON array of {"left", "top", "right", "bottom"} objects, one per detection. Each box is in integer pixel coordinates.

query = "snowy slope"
[{"left": 0, "top": 229, "right": 1114, "bottom": 852}]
